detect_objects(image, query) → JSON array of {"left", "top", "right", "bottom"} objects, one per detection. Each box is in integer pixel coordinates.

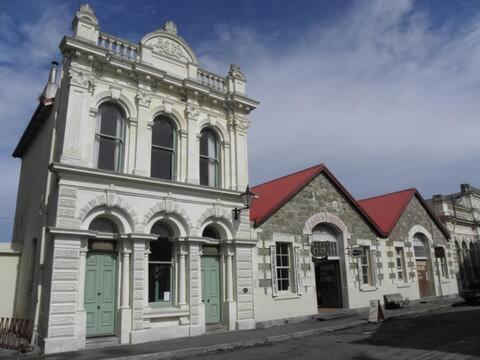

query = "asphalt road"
[{"left": 195, "top": 305, "right": 480, "bottom": 360}]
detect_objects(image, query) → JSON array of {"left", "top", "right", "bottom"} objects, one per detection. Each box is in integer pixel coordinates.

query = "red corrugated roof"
[
  {"left": 249, "top": 164, "right": 449, "bottom": 240},
  {"left": 357, "top": 189, "right": 416, "bottom": 235},
  {"left": 250, "top": 164, "right": 384, "bottom": 236},
  {"left": 358, "top": 188, "right": 450, "bottom": 238}
]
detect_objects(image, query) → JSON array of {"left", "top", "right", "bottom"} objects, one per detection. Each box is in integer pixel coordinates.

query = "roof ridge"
[
  {"left": 358, "top": 188, "right": 416, "bottom": 202},
  {"left": 251, "top": 163, "right": 324, "bottom": 189}
]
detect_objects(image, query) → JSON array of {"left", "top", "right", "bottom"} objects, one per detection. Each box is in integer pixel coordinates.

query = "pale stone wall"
[{"left": 0, "top": 244, "right": 20, "bottom": 318}]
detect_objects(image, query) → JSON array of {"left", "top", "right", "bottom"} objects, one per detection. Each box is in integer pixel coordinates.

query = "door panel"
[
  {"left": 201, "top": 256, "right": 221, "bottom": 324},
  {"left": 85, "top": 252, "right": 117, "bottom": 337},
  {"left": 417, "top": 260, "right": 429, "bottom": 298},
  {"left": 315, "top": 259, "right": 342, "bottom": 308}
]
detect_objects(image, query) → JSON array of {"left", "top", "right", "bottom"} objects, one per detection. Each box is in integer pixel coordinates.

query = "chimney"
[
  {"left": 49, "top": 61, "right": 58, "bottom": 84},
  {"left": 41, "top": 61, "right": 59, "bottom": 101}
]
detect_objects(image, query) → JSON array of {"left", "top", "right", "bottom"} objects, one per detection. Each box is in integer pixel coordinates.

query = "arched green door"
[{"left": 85, "top": 252, "right": 117, "bottom": 337}]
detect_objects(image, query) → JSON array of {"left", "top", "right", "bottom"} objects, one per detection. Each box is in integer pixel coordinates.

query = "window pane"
[
  {"left": 89, "top": 217, "right": 118, "bottom": 233},
  {"left": 151, "top": 223, "right": 171, "bottom": 237},
  {"left": 202, "top": 226, "right": 219, "bottom": 239},
  {"left": 100, "top": 104, "right": 121, "bottom": 137},
  {"left": 151, "top": 147, "right": 173, "bottom": 180},
  {"left": 98, "top": 137, "right": 118, "bottom": 171},
  {"left": 207, "top": 132, "right": 216, "bottom": 158},
  {"left": 200, "top": 130, "right": 209, "bottom": 156},
  {"left": 150, "top": 238, "right": 172, "bottom": 262},
  {"left": 200, "top": 157, "right": 209, "bottom": 185},
  {"left": 148, "top": 263, "right": 171, "bottom": 302},
  {"left": 152, "top": 118, "right": 174, "bottom": 148},
  {"left": 208, "top": 159, "right": 217, "bottom": 187}
]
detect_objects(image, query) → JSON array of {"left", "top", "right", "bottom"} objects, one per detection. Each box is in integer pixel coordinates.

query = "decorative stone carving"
[
  {"left": 136, "top": 92, "right": 152, "bottom": 107},
  {"left": 163, "top": 21, "right": 178, "bottom": 35},
  {"left": 69, "top": 69, "right": 95, "bottom": 92},
  {"left": 229, "top": 64, "right": 246, "bottom": 81},
  {"left": 151, "top": 38, "right": 189, "bottom": 62}
]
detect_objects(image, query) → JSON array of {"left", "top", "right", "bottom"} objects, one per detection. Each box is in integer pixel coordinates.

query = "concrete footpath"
[{"left": 2, "top": 297, "right": 461, "bottom": 360}]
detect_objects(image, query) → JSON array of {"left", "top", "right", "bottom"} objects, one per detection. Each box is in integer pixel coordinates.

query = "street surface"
[{"left": 195, "top": 305, "right": 480, "bottom": 360}]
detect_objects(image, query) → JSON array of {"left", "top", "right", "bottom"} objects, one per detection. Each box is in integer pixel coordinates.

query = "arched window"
[
  {"left": 413, "top": 234, "right": 428, "bottom": 259},
  {"left": 149, "top": 222, "right": 173, "bottom": 304},
  {"left": 151, "top": 116, "right": 176, "bottom": 180},
  {"left": 95, "top": 103, "right": 125, "bottom": 172},
  {"left": 199, "top": 128, "right": 219, "bottom": 187},
  {"left": 89, "top": 216, "right": 118, "bottom": 233},
  {"left": 202, "top": 225, "right": 220, "bottom": 239},
  {"left": 311, "top": 224, "right": 338, "bottom": 257}
]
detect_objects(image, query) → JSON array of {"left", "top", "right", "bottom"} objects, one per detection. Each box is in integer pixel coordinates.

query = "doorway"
[
  {"left": 201, "top": 256, "right": 221, "bottom": 324},
  {"left": 84, "top": 251, "right": 118, "bottom": 337},
  {"left": 416, "top": 260, "right": 430, "bottom": 298},
  {"left": 314, "top": 258, "right": 342, "bottom": 308}
]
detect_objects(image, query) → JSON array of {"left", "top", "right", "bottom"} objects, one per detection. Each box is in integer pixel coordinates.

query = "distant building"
[
  {"left": 250, "top": 164, "right": 457, "bottom": 322},
  {"left": 430, "top": 184, "right": 480, "bottom": 290}
]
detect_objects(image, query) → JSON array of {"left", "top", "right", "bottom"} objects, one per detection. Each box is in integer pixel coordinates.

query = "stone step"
[{"left": 85, "top": 336, "right": 120, "bottom": 349}]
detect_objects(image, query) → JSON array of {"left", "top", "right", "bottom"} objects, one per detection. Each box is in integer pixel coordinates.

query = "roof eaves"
[{"left": 12, "top": 98, "right": 54, "bottom": 158}]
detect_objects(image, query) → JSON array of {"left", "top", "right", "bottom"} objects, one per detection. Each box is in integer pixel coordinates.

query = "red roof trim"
[{"left": 250, "top": 164, "right": 386, "bottom": 236}]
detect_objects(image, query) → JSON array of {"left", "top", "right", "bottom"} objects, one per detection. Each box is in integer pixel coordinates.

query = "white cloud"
[
  {"left": 0, "top": 4, "right": 70, "bottom": 241},
  {"left": 197, "top": 0, "right": 480, "bottom": 198}
]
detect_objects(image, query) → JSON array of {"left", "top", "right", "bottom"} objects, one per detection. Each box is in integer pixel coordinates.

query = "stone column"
[
  {"left": 133, "top": 92, "right": 152, "bottom": 176},
  {"left": 178, "top": 245, "right": 187, "bottom": 306},
  {"left": 121, "top": 251, "right": 131, "bottom": 308},
  {"left": 226, "top": 251, "right": 234, "bottom": 302},
  {"left": 143, "top": 249, "right": 150, "bottom": 308},
  {"left": 186, "top": 106, "right": 199, "bottom": 184},
  {"left": 77, "top": 248, "right": 87, "bottom": 310}
]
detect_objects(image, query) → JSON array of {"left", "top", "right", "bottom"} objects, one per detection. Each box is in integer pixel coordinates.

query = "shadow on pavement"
[{"left": 350, "top": 305, "right": 480, "bottom": 358}]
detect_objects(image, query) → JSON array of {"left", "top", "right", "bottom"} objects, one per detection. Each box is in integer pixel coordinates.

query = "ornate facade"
[
  {"left": 430, "top": 184, "right": 480, "bottom": 290},
  {"left": 12, "top": 4, "right": 258, "bottom": 354}
]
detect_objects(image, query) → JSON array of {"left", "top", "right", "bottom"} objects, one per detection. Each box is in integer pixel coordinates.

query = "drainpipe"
[{"left": 431, "top": 222, "right": 443, "bottom": 299}]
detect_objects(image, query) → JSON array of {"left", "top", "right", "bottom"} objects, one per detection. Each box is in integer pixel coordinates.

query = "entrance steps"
[
  {"left": 85, "top": 336, "right": 120, "bottom": 349},
  {"left": 206, "top": 324, "right": 228, "bottom": 335}
]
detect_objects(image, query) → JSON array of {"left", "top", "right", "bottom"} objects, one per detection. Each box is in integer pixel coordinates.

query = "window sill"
[
  {"left": 360, "top": 285, "right": 377, "bottom": 292},
  {"left": 144, "top": 306, "right": 189, "bottom": 319},
  {"left": 396, "top": 283, "right": 411, "bottom": 289},
  {"left": 442, "top": 279, "right": 452, "bottom": 284},
  {"left": 273, "top": 292, "right": 300, "bottom": 300}
]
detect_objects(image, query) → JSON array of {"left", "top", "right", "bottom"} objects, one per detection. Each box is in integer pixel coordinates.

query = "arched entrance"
[
  {"left": 201, "top": 225, "right": 222, "bottom": 324},
  {"left": 413, "top": 233, "right": 433, "bottom": 298},
  {"left": 85, "top": 217, "right": 119, "bottom": 337},
  {"left": 311, "top": 224, "right": 343, "bottom": 308}
]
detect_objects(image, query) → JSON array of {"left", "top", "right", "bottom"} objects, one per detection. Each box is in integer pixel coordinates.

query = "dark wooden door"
[
  {"left": 315, "top": 259, "right": 342, "bottom": 308},
  {"left": 416, "top": 260, "right": 429, "bottom": 298}
]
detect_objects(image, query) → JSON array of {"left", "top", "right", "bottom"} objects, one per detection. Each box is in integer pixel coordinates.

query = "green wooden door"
[
  {"left": 85, "top": 252, "right": 117, "bottom": 337},
  {"left": 201, "top": 256, "right": 221, "bottom": 323}
]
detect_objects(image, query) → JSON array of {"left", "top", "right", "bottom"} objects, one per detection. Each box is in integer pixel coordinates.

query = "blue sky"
[{"left": 1, "top": 0, "right": 480, "bottom": 242}]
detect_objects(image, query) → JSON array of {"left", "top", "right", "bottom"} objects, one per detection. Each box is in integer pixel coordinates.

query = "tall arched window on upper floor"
[
  {"left": 199, "top": 128, "right": 219, "bottom": 187},
  {"left": 149, "top": 222, "right": 173, "bottom": 304},
  {"left": 151, "top": 116, "right": 176, "bottom": 180},
  {"left": 95, "top": 103, "right": 125, "bottom": 172}
]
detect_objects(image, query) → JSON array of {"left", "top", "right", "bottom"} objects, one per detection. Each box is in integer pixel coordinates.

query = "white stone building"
[
  {"left": 430, "top": 184, "right": 480, "bottom": 290},
  {"left": 12, "top": 4, "right": 258, "bottom": 354}
]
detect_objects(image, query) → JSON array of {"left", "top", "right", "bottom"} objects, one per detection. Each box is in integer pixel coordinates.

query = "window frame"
[
  {"left": 148, "top": 223, "right": 174, "bottom": 306},
  {"left": 360, "top": 245, "right": 372, "bottom": 286},
  {"left": 276, "top": 242, "right": 292, "bottom": 292},
  {"left": 199, "top": 128, "right": 220, "bottom": 187},
  {"left": 94, "top": 103, "right": 125, "bottom": 172},
  {"left": 151, "top": 116, "right": 176, "bottom": 180},
  {"left": 395, "top": 247, "right": 407, "bottom": 283}
]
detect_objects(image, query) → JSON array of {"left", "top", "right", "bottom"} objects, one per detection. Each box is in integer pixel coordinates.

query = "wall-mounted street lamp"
[{"left": 232, "top": 185, "right": 258, "bottom": 221}]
